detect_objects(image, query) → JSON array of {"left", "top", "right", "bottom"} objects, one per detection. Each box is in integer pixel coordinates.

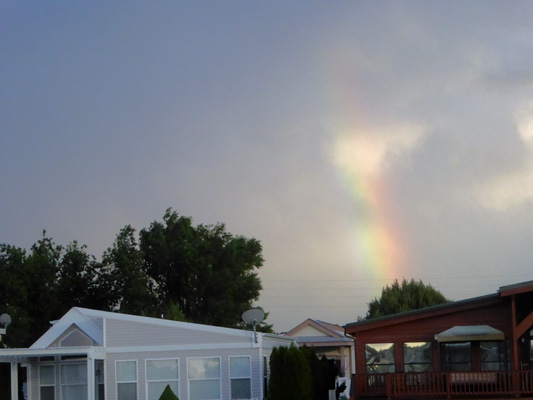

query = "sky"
[{"left": 2, "top": 1, "right": 533, "bottom": 332}]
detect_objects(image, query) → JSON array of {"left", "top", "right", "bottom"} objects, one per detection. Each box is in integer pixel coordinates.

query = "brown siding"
[{"left": 350, "top": 299, "right": 513, "bottom": 373}]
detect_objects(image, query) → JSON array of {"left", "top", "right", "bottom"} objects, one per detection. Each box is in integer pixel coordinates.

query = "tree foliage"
[
  {"left": 0, "top": 209, "right": 270, "bottom": 347},
  {"left": 139, "top": 209, "right": 265, "bottom": 328},
  {"left": 363, "top": 278, "right": 450, "bottom": 320},
  {"left": 268, "top": 345, "right": 337, "bottom": 400}
]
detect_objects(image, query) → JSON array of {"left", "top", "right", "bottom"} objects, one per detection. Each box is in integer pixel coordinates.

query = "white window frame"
[
  {"left": 145, "top": 358, "right": 179, "bottom": 400},
  {"left": 39, "top": 364, "right": 55, "bottom": 400},
  {"left": 229, "top": 356, "right": 252, "bottom": 400},
  {"left": 187, "top": 356, "right": 222, "bottom": 400},
  {"left": 60, "top": 362, "right": 88, "bottom": 400},
  {"left": 116, "top": 360, "right": 138, "bottom": 400}
]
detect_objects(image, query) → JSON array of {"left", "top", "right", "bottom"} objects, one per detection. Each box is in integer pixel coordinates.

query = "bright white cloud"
[
  {"left": 477, "top": 101, "right": 533, "bottom": 211},
  {"left": 330, "top": 123, "right": 426, "bottom": 180}
]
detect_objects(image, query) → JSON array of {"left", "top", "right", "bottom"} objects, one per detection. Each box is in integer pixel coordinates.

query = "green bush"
[
  {"left": 267, "top": 344, "right": 315, "bottom": 400},
  {"left": 158, "top": 384, "right": 179, "bottom": 400}
]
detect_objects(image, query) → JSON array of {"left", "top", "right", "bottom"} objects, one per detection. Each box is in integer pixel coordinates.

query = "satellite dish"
[
  {"left": 242, "top": 308, "right": 265, "bottom": 326},
  {"left": 242, "top": 308, "right": 265, "bottom": 344},
  {"left": 0, "top": 314, "right": 11, "bottom": 327}
]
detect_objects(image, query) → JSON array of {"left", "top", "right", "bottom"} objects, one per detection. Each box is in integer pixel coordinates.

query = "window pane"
[
  {"left": 118, "top": 382, "right": 137, "bottom": 400},
  {"left": 480, "top": 341, "right": 501, "bottom": 362},
  {"left": 405, "top": 364, "right": 433, "bottom": 372},
  {"left": 188, "top": 358, "right": 220, "bottom": 379},
  {"left": 117, "top": 361, "right": 136, "bottom": 382},
  {"left": 366, "top": 343, "right": 395, "bottom": 373},
  {"left": 231, "top": 378, "right": 251, "bottom": 399},
  {"left": 366, "top": 343, "right": 395, "bottom": 365},
  {"left": 366, "top": 364, "right": 395, "bottom": 374},
  {"left": 190, "top": 379, "right": 220, "bottom": 400},
  {"left": 147, "top": 359, "right": 179, "bottom": 381},
  {"left": 61, "top": 364, "right": 87, "bottom": 384},
  {"left": 148, "top": 382, "right": 179, "bottom": 400},
  {"left": 230, "top": 357, "right": 250, "bottom": 378},
  {"left": 62, "top": 384, "right": 88, "bottom": 400},
  {"left": 40, "top": 365, "right": 55, "bottom": 385},
  {"left": 40, "top": 387, "right": 55, "bottom": 400},
  {"left": 404, "top": 342, "right": 432, "bottom": 364}
]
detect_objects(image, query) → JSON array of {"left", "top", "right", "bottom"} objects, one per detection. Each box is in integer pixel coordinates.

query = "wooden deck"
[{"left": 353, "top": 370, "right": 533, "bottom": 399}]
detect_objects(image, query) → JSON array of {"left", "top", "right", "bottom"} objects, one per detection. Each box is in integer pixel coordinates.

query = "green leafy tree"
[
  {"left": 140, "top": 209, "right": 266, "bottom": 328},
  {"left": 363, "top": 278, "right": 450, "bottom": 320},
  {"left": 102, "top": 225, "right": 157, "bottom": 316},
  {"left": 56, "top": 241, "right": 115, "bottom": 316}
]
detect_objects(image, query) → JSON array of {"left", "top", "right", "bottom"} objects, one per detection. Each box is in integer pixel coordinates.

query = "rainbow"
[{"left": 324, "top": 51, "right": 409, "bottom": 282}]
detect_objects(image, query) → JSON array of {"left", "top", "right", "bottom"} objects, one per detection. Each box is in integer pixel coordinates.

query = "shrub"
[{"left": 158, "top": 384, "right": 179, "bottom": 400}]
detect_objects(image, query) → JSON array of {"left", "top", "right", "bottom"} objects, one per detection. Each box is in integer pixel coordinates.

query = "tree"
[
  {"left": 140, "top": 209, "right": 265, "bottom": 328},
  {"left": 56, "top": 241, "right": 115, "bottom": 316},
  {"left": 363, "top": 278, "right": 450, "bottom": 320},
  {"left": 102, "top": 225, "right": 156, "bottom": 316}
]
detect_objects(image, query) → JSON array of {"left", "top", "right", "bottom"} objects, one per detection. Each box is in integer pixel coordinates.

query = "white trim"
[
  {"left": 31, "top": 309, "right": 103, "bottom": 349},
  {"left": 187, "top": 356, "right": 222, "bottom": 400},
  {"left": 10, "top": 362, "right": 18, "bottom": 400},
  {"left": 145, "top": 358, "right": 179, "bottom": 400},
  {"left": 116, "top": 359, "right": 138, "bottom": 400},
  {"left": 229, "top": 355, "right": 252, "bottom": 400}
]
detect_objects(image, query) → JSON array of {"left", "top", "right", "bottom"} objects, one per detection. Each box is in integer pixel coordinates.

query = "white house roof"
[{"left": 29, "top": 307, "right": 292, "bottom": 350}]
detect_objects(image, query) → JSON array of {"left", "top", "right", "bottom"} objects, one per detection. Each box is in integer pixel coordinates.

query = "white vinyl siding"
[
  {"left": 188, "top": 357, "right": 221, "bottom": 400},
  {"left": 146, "top": 358, "right": 179, "bottom": 400},
  {"left": 39, "top": 364, "right": 55, "bottom": 400},
  {"left": 116, "top": 360, "right": 137, "bottom": 400},
  {"left": 229, "top": 356, "right": 251, "bottom": 399}
]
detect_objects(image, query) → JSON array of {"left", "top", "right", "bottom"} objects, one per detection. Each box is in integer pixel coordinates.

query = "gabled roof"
[
  {"left": 285, "top": 318, "right": 352, "bottom": 345},
  {"left": 31, "top": 307, "right": 291, "bottom": 350},
  {"left": 31, "top": 308, "right": 104, "bottom": 349}
]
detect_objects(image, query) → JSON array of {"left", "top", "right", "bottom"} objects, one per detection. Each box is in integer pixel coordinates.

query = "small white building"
[{"left": 0, "top": 307, "right": 294, "bottom": 400}]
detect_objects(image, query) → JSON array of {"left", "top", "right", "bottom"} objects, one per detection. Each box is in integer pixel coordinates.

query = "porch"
[{"left": 352, "top": 370, "right": 533, "bottom": 399}]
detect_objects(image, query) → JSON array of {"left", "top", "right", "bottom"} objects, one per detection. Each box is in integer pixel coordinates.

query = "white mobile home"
[{"left": 0, "top": 307, "right": 294, "bottom": 400}]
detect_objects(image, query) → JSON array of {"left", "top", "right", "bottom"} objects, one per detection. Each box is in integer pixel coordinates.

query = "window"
[
  {"left": 365, "top": 343, "right": 395, "bottom": 373},
  {"left": 60, "top": 363, "right": 88, "bottom": 400},
  {"left": 116, "top": 361, "right": 137, "bottom": 400},
  {"left": 95, "top": 360, "right": 105, "bottom": 400},
  {"left": 480, "top": 341, "right": 509, "bottom": 371},
  {"left": 230, "top": 357, "right": 251, "bottom": 399},
  {"left": 39, "top": 364, "right": 55, "bottom": 400},
  {"left": 146, "top": 359, "right": 179, "bottom": 400},
  {"left": 403, "top": 342, "right": 433, "bottom": 372},
  {"left": 188, "top": 357, "right": 221, "bottom": 400},
  {"left": 441, "top": 342, "right": 471, "bottom": 371}
]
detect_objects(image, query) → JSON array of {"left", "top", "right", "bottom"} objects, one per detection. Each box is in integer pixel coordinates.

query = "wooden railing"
[{"left": 353, "top": 370, "right": 533, "bottom": 399}]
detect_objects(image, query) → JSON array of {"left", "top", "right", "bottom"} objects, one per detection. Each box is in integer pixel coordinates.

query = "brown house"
[{"left": 344, "top": 281, "right": 533, "bottom": 399}]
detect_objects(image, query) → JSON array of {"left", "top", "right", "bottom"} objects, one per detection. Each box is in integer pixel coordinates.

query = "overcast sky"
[{"left": 2, "top": 2, "right": 533, "bottom": 332}]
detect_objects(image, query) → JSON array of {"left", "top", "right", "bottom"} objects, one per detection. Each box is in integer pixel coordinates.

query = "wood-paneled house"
[
  {"left": 344, "top": 281, "right": 533, "bottom": 399},
  {"left": 0, "top": 307, "right": 294, "bottom": 400}
]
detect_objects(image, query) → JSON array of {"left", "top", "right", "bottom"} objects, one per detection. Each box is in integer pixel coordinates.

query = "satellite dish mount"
[
  {"left": 242, "top": 308, "right": 265, "bottom": 343},
  {"left": 0, "top": 313, "right": 12, "bottom": 339}
]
